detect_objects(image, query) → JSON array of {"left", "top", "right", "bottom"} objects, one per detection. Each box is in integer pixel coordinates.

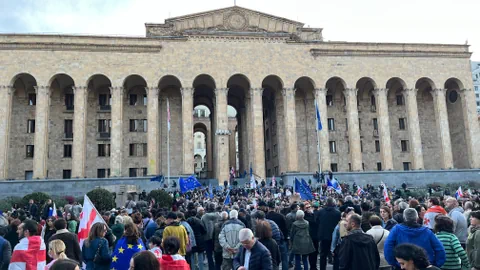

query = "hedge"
[{"left": 86, "top": 188, "right": 115, "bottom": 212}]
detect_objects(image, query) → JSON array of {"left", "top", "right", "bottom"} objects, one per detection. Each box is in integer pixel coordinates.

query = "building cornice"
[{"left": 0, "top": 42, "right": 162, "bottom": 53}]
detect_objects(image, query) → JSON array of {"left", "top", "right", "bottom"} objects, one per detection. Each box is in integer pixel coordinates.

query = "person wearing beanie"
[{"left": 384, "top": 208, "right": 446, "bottom": 269}]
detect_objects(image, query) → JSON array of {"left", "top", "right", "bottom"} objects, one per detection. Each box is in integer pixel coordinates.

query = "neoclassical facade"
[{"left": 0, "top": 6, "right": 479, "bottom": 184}]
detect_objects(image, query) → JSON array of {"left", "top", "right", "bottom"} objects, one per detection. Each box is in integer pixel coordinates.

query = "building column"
[
  {"left": 238, "top": 107, "right": 248, "bottom": 174},
  {"left": 214, "top": 88, "right": 229, "bottom": 184},
  {"left": 459, "top": 88, "right": 480, "bottom": 168},
  {"left": 282, "top": 88, "right": 298, "bottom": 172},
  {"left": 374, "top": 88, "right": 394, "bottom": 170},
  {"left": 0, "top": 86, "right": 14, "bottom": 179},
  {"left": 72, "top": 86, "right": 89, "bottom": 178},
  {"left": 110, "top": 86, "right": 124, "bottom": 177},
  {"left": 314, "top": 88, "right": 330, "bottom": 172},
  {"left": 181, "top": 87, "right": 194, "bottom": 175},
  {"left": 432, "top": 89, "right": 454, "bottom": 169},
  {"left": 147, "top": 87, "right": 160, "bottom": 175},
  {"left": 33, "top": 86, "right": 50, "bottom": 179},
  {"left": 402, "top": 88, "right": 424, "bottom": 169},
  {"left": 344, "top": 88, "right": 362, "bottom": 171},
  {"left": 228, "top": 126, "right": 236, "bottom": 172},
  {"left": 250, "top": 88, "right": 266, "bottom": 178}
]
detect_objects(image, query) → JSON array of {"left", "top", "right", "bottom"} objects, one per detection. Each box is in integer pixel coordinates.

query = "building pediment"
[{"left": 145, "top": 6, "right": 322, "bottom": 41}]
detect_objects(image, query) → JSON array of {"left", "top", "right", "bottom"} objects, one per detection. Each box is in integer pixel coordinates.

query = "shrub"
[
  {"left": 86, "top": 188, "right": 115, "bottom": 212},
  {"left": 22, "top": 192, "right": 51, "bottom": 208},
  {"left": 147, "top": 189, "right": 173, "bottom": 209},
  {"left": 51, "top": 196, "right": 69, "bottom": 210},
  {"left": 0, "top": 199, "right": 12, "bottom": 212}
]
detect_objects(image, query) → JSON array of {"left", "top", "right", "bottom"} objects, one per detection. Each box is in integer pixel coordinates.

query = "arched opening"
[
  {"left": 415, "top": 77, "right": 440, "bottom": 170},
  {"left": 325, "top": 77, "right": 347, "bottom": 172},
  {"left": 356, "top": 77, "right": 377, "bottom": 171},
  {"left": 445, "top": 78, "right": 469, "bottom": 168},
  {"left": 158, "top": 75, "right": 183, "bottom": 176},
  {"left": 48, "top": 74, "right": 75, "bottom": 179},
  {"left": 193, "top": 75, "right": 216, "bottom": 179},
  {"left": 227, "top": 74, "right": 248, "bottom": 177},
  {"left": 8, "top": 73, "right": 37, "bottom": 179},
  {"left": 386, "top": 77, "right": 409, "bottom": 170},
  {"left": 123, "top": 75, "right": 148, "bottom": 177},
  {"left": 86, "top": 74, "right": 112, "bottom": 178},
  {"left": 294, "top": 77, "right": 317, "bottom": 172},
  {"left": 262, "top": 75, "right": 284, "bottom": 177},
  {"left": 193, "top": 108, "right": 211, "bottom": 178}
]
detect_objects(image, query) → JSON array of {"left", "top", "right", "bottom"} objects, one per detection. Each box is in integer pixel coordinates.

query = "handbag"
[{"left": 93, "top": 240, "right": 108, "bottom": 264}]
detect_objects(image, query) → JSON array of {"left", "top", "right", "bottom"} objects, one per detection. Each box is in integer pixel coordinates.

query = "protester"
[
  {"left": 81, "top": 223, "right": 111, "bottom": 270},
  {"left": 444, "top": 197, "right": 468, "bottom": 247},
  {"left": 43, "top": 217, "right": 56, "bottom": 245},
  {"left": 10, "top": 220, "right": 46, "bottom": 270},
  {"left": 219, "top": 210, "right": 245, "bottom": 270},
  {"left": 393, "top": 201, "right": 408, "bottom": 224},
  {"left": 384, "top": 208, "right": 446, "bottom": 269},
  {"left": 162, "top": 212, "right": 189, "bottom": 257},
  {"left": 360, "top": 202, "right": 374, "bottom": 232},
  {"left": 148, "top": 235, "right": 163, "bottom": 260},
  {"left": 47, "top": 218, "right": 81, "bottom": 265},
  {"left": 42, "top": 199, "right": 54, "bottom": 221},
  {"left": 337, "top": 213, "right": 380, "bottom": 270},
  {"left": 26, "top": 199, "right": 38, "bottom": 221},
  {"left": 233, "top": 228, "right": 272, "bottom": 270},
  {"left": 290, "top": 209, "right": 315, "bottom": 270},
  {"left": 202, "top": 203, "right": 219, "bottom": 270},
  {"left": 111, "top": 215, "right": 124, "bottom": 247},
  {"left": 177, "top": 211, "right": 195, "bottom": 264},
  {"left": 4, "top": 219, "right": 20, "bottom": 251},
  {"left": 50, "top": 259, "right": 80, "bottom": 270},
  {"left": 266, "top": 201, "right": 289, "bottom": 270},
  {"left": 213, "top": 211, "right": 228, "bottom": 270},
  {"left": 159, "top": 236, "right": 190, "bottom": 270},
  {"left": 424, "top": 197, "right": 447, "bottom": 229},
  {"left": 467, "top": 210, "right": 480, "bottom": 270},
  {"left": 433, "top": 215, "right": 470, "bottom": 270},
  {"left": 331, "top": 208, "right": 354, "bottom": 270},
  {"left": 315, "top": 197, "right": 341, "bottom": 270},
  {"left": 380, "top": 206, "right": 398, "bottom": 231},
  {"left": 256, "top": 220, "right": 281, "bottom": 270},
  {"left": 66, "top": 212, "right": 77, "bottom": 234},
  {"left": 0, "top": 225, "right": 11, "bottom": 270},
  {"left": 366, "top": 215, "right": 390, "bottom": 270},
  {"left": 394, "top": 243, "right": 441, "bottom": 270},
  {"left": 339, "top": 196, "right": 361, "bottom": 215},
  {"left": 187, "top": 209, "right": 207, "bottom": 270},
  {"left": 45, "top": 239, "right": 69, "bottom": 270},
  {"left": 129, "top": 250, "right": 160, "bottom": 270}
]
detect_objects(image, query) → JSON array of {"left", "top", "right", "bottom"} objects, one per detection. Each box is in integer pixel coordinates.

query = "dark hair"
[
  {"left": 22, "top": 220, "right": 38, "bottom": 236},
  {"left": 86, "top": 223, "right": 106, "bottom": 247},
  {"left": 361, "top": 202, "right": 371, "bottom": 212},
  {"left": 53, "top": 218, "right": 67, "bottom": 230},
  {"left": 132, "top": 212, "right": 143, "bottom": 225},
  {"left": 394, "top": 243, "right": 430, "bottom": 268},
  {"left": 255, "top": 220, "right": 272, "bottom": 240},
  {"left": 409, "top": 199, "right": 420, "bottom": 209},
  {"left": 380, "top": 206, "right": 392, "bottom": 219},
  {"left": 149, "top": 236, "right": 162, "bottom": 247},
  {"left": 163, "top": 236, "right": 180, "bottom": 255},
  {"left": 290, "top": 203, "right": 298, "bottom": 211},
  {"left": 471, "top": 210, "right": 480, "bottom": 220},
  {"left": 253, "top": 210, "right": 265, "bottom": 220},
  {"left": 373, "top": 199, "right": 381, "bottom": 207},
  {"left": 429, "top": 197, "right": 440, "bottom": 206},
  {"left": 434, "top": 215, "right": 454, "bottom": 233},
  {"left": 124, "top": 222, "right": 140, "bottom": 245},
  {"left": 349, "top": 214, "right": 361, "bottom": 227},
  {"left": 177, "top": 212, "right": 186, "bottom": 221},
  {"left": 369, "top": 215, "right": 383, "bottom": 227},
  {"left": 132, "top": 251, "right": 159, "bottom": 270},
  {"left": 50, "top": 259, "right": 79, "bottom": 270},
  {"left": 167, "top": 212, "right": 177, "bottom": 220}
]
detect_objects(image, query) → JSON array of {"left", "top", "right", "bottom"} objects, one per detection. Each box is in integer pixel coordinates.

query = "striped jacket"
[{"left": 436, "top": 231, "right": 470, "bottom": 270}]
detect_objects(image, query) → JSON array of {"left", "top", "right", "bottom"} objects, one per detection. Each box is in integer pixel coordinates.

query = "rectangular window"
[
  {"left": 396, "top": 95, "right": 404, "bottom": 106},
  {"left": 377, "top": 162, "right": 382, "bottom": 171},
  {"left": 28, "top": 94, "right": 36, "bottom": 106},
  {"left": 97, "top": 169, "right": 107, "bottom": 178},
  {"left": 65, "top": 94, "right": 74, "bottom": 110},
  {"left": 273, "top": 144, "right": 277, "bottom": 157},
  {"left": 403, "top": 162, "right": 411, "bottom": 171},
  {"left": 142, "top": 143, "right": 147, "bottom": 157},
  {"left": 330, "top": 163, "right": 338, "bottom": 172},
  {"left": 375, "top": 140, "right": 381, "bottom": 152},
  {"left": 64, "top": 144, "right": 72, "bottom": 158},
  {"left": 401, "top": 140, "right": 409, "bottom": 152},
  {"left": 142, "top": 168, "right": 147, "bottom": 176},
  {"left": 358, "top": 118, "right": 362, "bottom": 130},
  {"left": 360, "top": 140, "right": 363, "bottom": 152},
  {"left": 25, "top": 171, "right": 33, "bottom": 180},
  {"left": 99, "top": 94, "right": 111, "bottom": 110},
  {"left": 129, "top": 94, "right": 137, "bottom": 106},
  {"left": 27, "top": 120, "right": 35, "bottom": 133},
  {"left": 266, "top": 149, "right": 270, "bottom": 161},
  {"left": 142, "top": 119, "right": 148, "bottom": 132},
  {"left": 63, "top": 170, "right": 71, "bottom": 179},
  {"left": 64, "top": 120, "right": 73, "bottom": 138},
  {"left": 399, "top": 118, "right": 406, "bottom": 130},
  {"left": 129, "top": 168, "right": 137, "bottom": 177},
  {"left": 348, "top": 163, "right": 352, "bottom": 172},
  {"left": 129, "top": 144, "right": 137, "bottom": 156},
  {"left": 326, "top": 95, "right": 333, "bottom": 106},
  {"left": 362, "top": 163, "right": 365, "bottom": 171},
  {"left": 274, "top": 166, "right": 279, "bottom": 176},
  {"left": 327, "top": 118, "right": 335, "bottom": 131},
  {"left": 329, "top": 141, "right": 336, "bottom": 153},
  {"left": 98, "top": 144, "right": 110, "bottom": 157},
  {"left": 345, "top": 118, "right": 348, "bottom": 131},
  {"left": 143, "top": 95, "right": 147, "bottom": 106},
  {"left": 129, "top": 119, "right": 138, "bottom": 132},
  {"left": 373, "top": 118, "right": 378, "bottom": 131},
  {"left": 98, "top": 119, "right": 111, "bottom": 133},
  {"left": 475, "top": 86, "right": 479, "bottom": 91},
  {"left": 26, "top": 145, "right": 34, "bottom": 158}
]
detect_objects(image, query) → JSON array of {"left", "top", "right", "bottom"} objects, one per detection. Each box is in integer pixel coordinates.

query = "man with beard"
[
  {"left": 9, "top": 220, "right": 46, "bottom": 270},
  {"left": 444, "top": 197, "right": 468, "bottom": 247}
]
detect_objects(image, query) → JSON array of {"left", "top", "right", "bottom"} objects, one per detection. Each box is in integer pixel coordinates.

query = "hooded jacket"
[
  {"left": 448, "top": 206, "right": 468, "bottom": 244},
  {"left": 290, "top": 219, "right": 315, "bottom": 255},
  {"left": 384, "top": 223, "right": 446, "bottom": 268},
  {"left": 338, "top": 229, "right": 380, "bottom": 270}
]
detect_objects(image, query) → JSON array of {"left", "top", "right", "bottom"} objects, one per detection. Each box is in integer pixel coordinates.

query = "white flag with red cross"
[
  {"left": 9, "top": 235, "right": 46, "bottom": 270},
  {"left": 77, "top": 195, "right": 107, "bottom": 249}
]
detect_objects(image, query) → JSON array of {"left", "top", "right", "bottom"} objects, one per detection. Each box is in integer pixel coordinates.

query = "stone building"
[
  {"left": 471, "top": 62, "right": 480, "bottom": 114},
  {"left": 0, "top": 6, "right": 479, "bottom": 184}
]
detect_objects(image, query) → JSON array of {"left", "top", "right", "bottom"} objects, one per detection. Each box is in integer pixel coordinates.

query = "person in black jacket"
[
  {"left": 256, "top": 220, "right": 281, "bottom": 270},
  {"left": 42, "top": 199, "right": 54, "bottom": 220},
  {"left": 47, "top": 218, "right": 82, "bottom": 265},
  {"left": 233, "top": 228, "right": 272, "bottom": 270},
  {"left": 187, "top": 211, "right": 207, "bottom": 270},
  {"left": 26, "top": 199, "right": 39, "bottom": 220},
  {"left": 339, "top": 196, "right": 361, "bottom": 215},
  {"left": 337, "top": 214, "right": 380, "bottom": 270},
  {"left": 0, "top": 225, "right": 12, "bottom": 270},
  {"left": 315, "top": 197, "right": 341, "bottom": 270},
  {"left": 266, "top": 201, "right": 289, "bottom": 270},
  {"left": 303, "top": 203, "right": 319, "bottom": 270}
]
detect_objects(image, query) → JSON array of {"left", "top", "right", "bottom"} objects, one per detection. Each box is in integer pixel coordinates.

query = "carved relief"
[{"left": 224, "top": 10, "right": 248, "bottom": 31}]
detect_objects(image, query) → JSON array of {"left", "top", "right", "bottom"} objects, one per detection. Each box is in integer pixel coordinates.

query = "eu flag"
[
  {"left": 179, "top": 175, "right": 202, "bottom": 194},
  {"left": 295, "top": 178, "right": 313, "bottom": 200},
  {"left": 110, "top": 236, "right": 146, "bottom": 270},
  {"left": 150, "top": 175, "right": 164, "bottom": 183},
  {"left": 224, "top": 190, "right": 231, "bottom": 205},
  {"left": 301, "top": 178, "right": 314, "bottom": 200},
  {"left": 315, "top": 100, "right": 322, "bottom": 131},
  {"left": 327, "top": 176, "right": 342, "bottom": 194}
]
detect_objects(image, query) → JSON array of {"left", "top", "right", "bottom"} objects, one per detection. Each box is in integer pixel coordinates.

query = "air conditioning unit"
[{"left": 371, "top": 105, "right": 377, "bottom": 112}]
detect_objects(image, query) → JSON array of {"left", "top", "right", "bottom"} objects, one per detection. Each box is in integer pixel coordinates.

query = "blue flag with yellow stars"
[
  {"left": 110, "top": 236, "right": 146, "bottom": 270},
  {"left": 295, "top": 177, "right": 313, "bottom": 201}
]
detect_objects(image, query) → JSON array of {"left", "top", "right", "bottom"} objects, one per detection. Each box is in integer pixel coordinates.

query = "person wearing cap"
[
  {"left": 384, "top": 208, "right": 446, "bottom": 269},
  {"left": 162, "top": 212, "right": 189, "bottom": 257}
]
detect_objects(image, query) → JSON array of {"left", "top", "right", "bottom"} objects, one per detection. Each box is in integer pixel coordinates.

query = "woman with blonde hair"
[{"left": 45, "top": 239, "right": 68, "bottom": 269}]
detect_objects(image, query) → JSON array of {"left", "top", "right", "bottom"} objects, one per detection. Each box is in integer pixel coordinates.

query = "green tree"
[
  {"left": 147, "top": 189, "right": 173, "bottom": 209},
  {"left": 86, "top": 188, "right": 115, "bottom": 212}
]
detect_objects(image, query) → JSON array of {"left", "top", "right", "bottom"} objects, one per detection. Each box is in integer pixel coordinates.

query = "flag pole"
[
  {"left": 167, "top": 98, "right": 170, "bottom": 188},
  {"left": 315, "top": 99, "right": 322, "bottom": 174}
]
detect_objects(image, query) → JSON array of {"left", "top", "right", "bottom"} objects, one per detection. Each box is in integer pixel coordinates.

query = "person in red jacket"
[{"left": 160, "top": 236, "right": 190, "bottom": 270}]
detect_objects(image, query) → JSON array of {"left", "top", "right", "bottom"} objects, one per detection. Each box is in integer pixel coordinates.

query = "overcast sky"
[{"left": 1, "top": 0, "right": 479, "bottom": 61}]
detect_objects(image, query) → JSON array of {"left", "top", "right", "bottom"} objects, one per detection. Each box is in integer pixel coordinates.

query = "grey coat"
[{"left": 219, "top": 218, "right": 245, "bottom": 259}]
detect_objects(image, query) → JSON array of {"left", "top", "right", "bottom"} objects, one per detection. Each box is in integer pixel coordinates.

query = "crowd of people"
[{"left": 0, "top": 183, "right": 479, "bottom": 270}]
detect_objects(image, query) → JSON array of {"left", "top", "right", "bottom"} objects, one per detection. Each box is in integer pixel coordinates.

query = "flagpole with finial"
[{"left": 167, "top": 98, "right": 171, "bottom": 189}]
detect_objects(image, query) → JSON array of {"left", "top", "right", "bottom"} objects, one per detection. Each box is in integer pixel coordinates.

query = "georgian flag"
[
  {"left": 381, "top": 182, "right": 390, "bottom": 203},
  {"left": 272, "top": 175, "right": 276, "bottom": 188},
  {"left": 357, "top": 186, "right": 365, "bottom": 196},
  {"left": 9, "top": 236, "right": 46, "bottom": 270},
  {"left": 78, "top": 195, "right": 107, "bottom": 249},
  {"left": 455, "top": 186, "right": 463, "bottom": 199}
]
